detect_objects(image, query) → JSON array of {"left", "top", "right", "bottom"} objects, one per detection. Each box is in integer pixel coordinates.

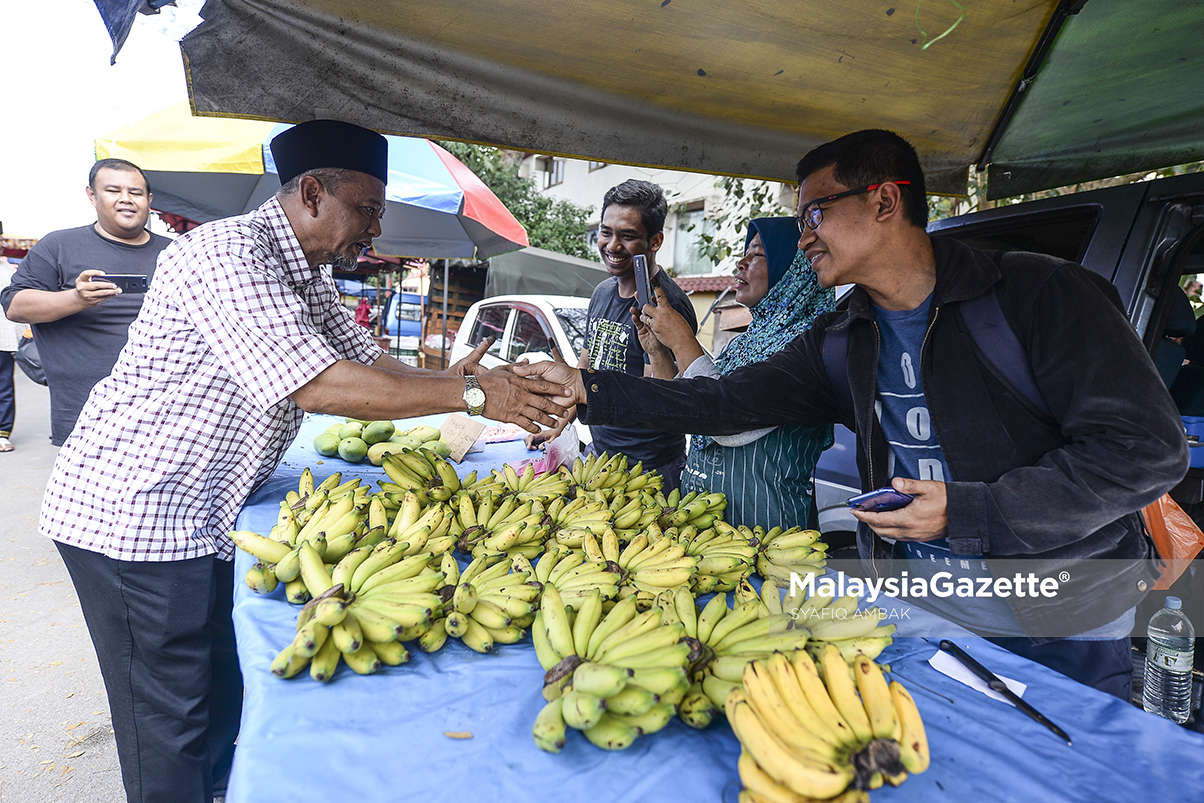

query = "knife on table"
[{"left": 938, "top": 640, "right": 1072, "bottom": 745}]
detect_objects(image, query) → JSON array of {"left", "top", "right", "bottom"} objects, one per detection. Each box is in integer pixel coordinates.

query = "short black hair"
[
  {"left": 601, "top": 179, "right": 668, "bottom": 238},
  {"left": 89, "top": 158, "right": 150, "bottom": 193},
  {"left": 795, "top": 129, "right": 927, "bottom": 228}
]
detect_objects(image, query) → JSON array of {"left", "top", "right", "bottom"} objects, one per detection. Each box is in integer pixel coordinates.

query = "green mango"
[
  {"left": 405, "top": 424, "right": 443, "bottom": 443},
  {"left": 419, "top": 439, "right": 452, "bottom": 458},
  {"left": 362, "top": 420, "right": 396, "bottom": 445},
  {"left": 338, "top": 422, "right": 364, "bottom": 440},
  {"left": 313, "top": 432, "right": 341, "bottom": 457},
  {"left": 389, "top": 434, "right": 422, "bottom": 449},
  {"left": 338, "top": 437, "right": 369, "bottom": 464}
]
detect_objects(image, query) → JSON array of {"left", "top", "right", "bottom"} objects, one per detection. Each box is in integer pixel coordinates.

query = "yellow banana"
[
  {"left": 726, "top": 691, "right": 854, "bottom": 800},
  {"left": 891, "top": 681, "right": 930, "bottom": 774},
  {"left": 229, "top": 530, "right": 292, "bottom": 564},
  {"left": 540, "top": 584, "right": 576, "bottom": 658},
  {"left": 330, "top": 614, "right": 364, "bottom": 654},
  {"left": 308, "top": 634, "right": 341, "bottom": 683},
  {"left": 789, "top": 651, "right": 859, "bottom": 749},
  {"left": 582, "top": 712, "right": 640, "bottom": 750},
  {"left": 818, "top": 644, "right": 873, "bottom": 745},
  {"left": 416, "top": 618, "right": 448, "bottom": 653},
  {"left": 741, "top": 662, "right": 842, "bottom": 762},
  {"left": 369, "top": 639, "right": 411, "bottom": 666},
  {"left": 533, "top": 696, "right": 568, "bottom": 753},
  {"left": 853, "top": 655, "right": 899, "bottom": 742}
]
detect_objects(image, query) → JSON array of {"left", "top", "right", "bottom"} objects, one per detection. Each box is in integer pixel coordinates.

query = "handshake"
[{"left": 514, "top": 362, "right": 587, "bottom": 405}]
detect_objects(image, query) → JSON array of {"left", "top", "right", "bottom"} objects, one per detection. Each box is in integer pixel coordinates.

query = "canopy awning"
[{"left": 115, "top": 0, "right": 1201, "bottom": 199}]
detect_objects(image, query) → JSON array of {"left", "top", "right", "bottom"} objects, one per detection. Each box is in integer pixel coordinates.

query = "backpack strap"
[
  {"left": 821, "top": 323, "right": 854, "bottom": 414},
  {"left": 957, "top": 264, "right": 1055, "bottom": 421},
  {"left": 821, "top": 279, "right": 1054, "bottom": 423}
]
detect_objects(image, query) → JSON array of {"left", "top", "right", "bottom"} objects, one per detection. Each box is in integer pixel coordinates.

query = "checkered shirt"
[{"left": 39, "top": 197, "right": 383, "bottom": 561}]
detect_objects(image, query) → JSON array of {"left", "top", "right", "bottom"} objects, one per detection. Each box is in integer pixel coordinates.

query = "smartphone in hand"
[
  {"left": 633, "top": 254, "right": 654, "bottom": 309},
  {"left": 93, "top": 274, "right": 149, "bottom": 293},
  {"left": 847, "top": 487, "right": 915, "bottom": 512}
]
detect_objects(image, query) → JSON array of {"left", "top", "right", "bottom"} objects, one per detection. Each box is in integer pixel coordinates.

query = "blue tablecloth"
[{"left": 226, "top": 414, "right": 1204, "bottom": 803}]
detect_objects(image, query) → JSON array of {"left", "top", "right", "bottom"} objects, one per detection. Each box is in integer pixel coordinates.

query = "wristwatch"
[{"left": 463, "top": 375, "right": 486, "bottom": 416}]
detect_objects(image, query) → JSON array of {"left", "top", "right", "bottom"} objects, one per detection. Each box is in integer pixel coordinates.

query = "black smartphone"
[
  {"left": 633, "top": 254, "right": 654, "bottom": 309},
  {"left": 847, "top": 487, "right": 915, "bottom": 512},
  {"left": 93, "top": 274, "right": 149, "bottom": 293}
]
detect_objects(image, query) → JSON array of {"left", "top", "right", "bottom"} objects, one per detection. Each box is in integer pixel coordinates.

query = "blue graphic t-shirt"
[{"left": 873, "top": 296, "right": 1025, "bottom": 636}]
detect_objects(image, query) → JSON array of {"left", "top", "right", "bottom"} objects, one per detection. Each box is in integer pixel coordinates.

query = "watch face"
[{"left": 465, "top": 388, "right": 486, "bottom": 410}]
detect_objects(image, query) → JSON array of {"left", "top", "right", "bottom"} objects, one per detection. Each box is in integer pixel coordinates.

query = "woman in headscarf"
[{"left": 634, "top": 217, "right": 834, "bottom": 529}]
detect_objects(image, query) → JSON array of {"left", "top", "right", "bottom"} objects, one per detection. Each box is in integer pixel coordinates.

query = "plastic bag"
[{"left": 1143, "top": 493, "right": 1204, "bottom": 590}]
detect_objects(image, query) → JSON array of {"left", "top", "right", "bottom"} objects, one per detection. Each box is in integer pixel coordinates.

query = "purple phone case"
[{"left": 846, "top": 488, "right": 914, "bottom": 512}]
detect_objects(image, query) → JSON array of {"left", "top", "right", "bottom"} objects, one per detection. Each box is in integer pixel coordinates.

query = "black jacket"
[{"left": 581, "top": 237, "right": 1189, "bottom": 635}]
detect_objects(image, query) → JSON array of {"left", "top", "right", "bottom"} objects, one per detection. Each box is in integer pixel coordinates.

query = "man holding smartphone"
[
  {"left": 1, "top": 158, "right": 169, "bottom": 445},
  {"left": 526, "top": 179, "right": 697, "bottom": 490},
  {"left": 521, "top": 130, "right": 1188, "bottom": 699}
]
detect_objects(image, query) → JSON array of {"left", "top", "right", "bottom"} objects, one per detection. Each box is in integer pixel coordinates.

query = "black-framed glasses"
[{"left": 797, "top": 180, "right": 912, "bottom": 232}]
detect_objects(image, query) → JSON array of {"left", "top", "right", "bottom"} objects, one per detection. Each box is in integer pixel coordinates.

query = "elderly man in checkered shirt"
[{"left": 38, "top": 120, "right": 571, "bottom": 803}]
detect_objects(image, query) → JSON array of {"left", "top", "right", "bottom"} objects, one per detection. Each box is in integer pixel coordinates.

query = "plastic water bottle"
[{"left": 1143, "top": 596, "right": 1196, "bottom": 724}]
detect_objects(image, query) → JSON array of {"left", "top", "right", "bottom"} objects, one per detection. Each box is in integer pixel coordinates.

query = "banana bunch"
[
  {"left": 563, "top": 452, "right": 663, "bottom": 497},
  {"left": 534, "top": 543, "right": 622, "bottom": 607},
  {"left": 385, "top": 492, "right": 457, "bottom": 558},
  {"left": 674, "top": 520, "right": 758, "bottom": 594},
  {"left": 236, "top": 476, "right": 390, "bottom": 603},
  {"left": 531, "top": 586, "right": 696, "bottom": 752},
  {"left": 786, "top": 591, "right": 898, "bottom": 665},
  {"left": 451, "top": 491, "right": 551, "bottom": 559},
  {"left": 668, "top": 581, "right": 811, "bottom": 729},
  {"left": 600, "top": 489, "right": 661, "bottom": 540},
  {"left": 266, "top": 544, "right": 444, "bottom": 682},
  {"left": 754, "top": 526, "right": 828, "bottom": 585},
  {"left": 613, "top": 530, "right": 699, "bottom": 594},
  {"left": 381, "top": 446, "right": 463, "bottom": 502},
  {"left": 654, "top": 488, "right": 727, "bottom": 530},
  {"left": 727, "top": 647, "right": 929, "bottom": 801},
  {"left": 442, "top": 555, "right": 542, "bottom": 653},
  {"left": 470, "top": 461, "right": 573, "bottom": 503},
  {"left": 541, "top": 495, "right": 613, "bottom": 549}
]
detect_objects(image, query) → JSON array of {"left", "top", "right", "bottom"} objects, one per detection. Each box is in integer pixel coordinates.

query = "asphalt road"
[{"left": 0, "top": 368, "right": 124, "bottom": 801}]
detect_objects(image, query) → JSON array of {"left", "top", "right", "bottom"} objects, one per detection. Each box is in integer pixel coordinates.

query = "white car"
[{"left": 449, "top": 295, "right": 593, "bottom": 445}]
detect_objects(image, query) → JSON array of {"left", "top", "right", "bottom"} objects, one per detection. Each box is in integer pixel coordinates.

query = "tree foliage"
[
  {"left": 685, "top": 177, "right": 792, "bottom": 268},
  {"left": 436, "top": 141, "right": 596, "bottom": 259}
]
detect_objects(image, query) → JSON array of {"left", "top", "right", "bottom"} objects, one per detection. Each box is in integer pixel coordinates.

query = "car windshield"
[{"left": 555, "top": 307, "right": 589, "bottom": 357}]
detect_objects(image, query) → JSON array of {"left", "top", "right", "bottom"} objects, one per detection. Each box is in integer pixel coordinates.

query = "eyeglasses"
[{"left": 797, "top": 181, "right": 912, "bottom": 232}]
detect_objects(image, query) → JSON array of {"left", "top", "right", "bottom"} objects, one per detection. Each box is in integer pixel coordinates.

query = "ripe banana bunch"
[
  {"left": 674, "top": 520, "right": 758, "bottom": 594},
  {"left": 786, "top": 590, "right": 898, "bottom": 665},
  {"left": 441, "top": 555, "right": 541, "bottom": 653},
  {"left": 728, "top": 647, "right": 928, "bottom": 801},
  {"left": 385, "top": 492, "right": 457, "bottom": 558},
  {"left": 669, "top": 582, "right": 810, "bottom": 728},
  {"left": 531, "top": 586, "right": 696, "bottom": 752},
  {"left": 451, "top": 490, "right": 551, "bottom": 559},
  {"left": 613, "top": 530, "right": 699, "bottom": 594},
  {"left": 602, "top": 489, "right": 662, "bottom": 540},
  {"left": 654, "top": 488, "right": 728, "bottom": 531},
  {"left": 534, "top": 543, "right": 622, "bottom": 607},
  {"left": 542, "top": 494, "right": 613, "bottom": 548},
  {"left": 381, "top": 446, "right": 463, "bottom": 502},
  {"left": 562, "top": 452, "right": 662, "bottom": 498},
  {"left": 267, "top": 545, "right": 444, "bottom": 682},
  {"left": 754, "top": 526, "right": 828, "bottom": 585},
  {"left": 473, "top": 461, "right": 573, "bottom": 503}
]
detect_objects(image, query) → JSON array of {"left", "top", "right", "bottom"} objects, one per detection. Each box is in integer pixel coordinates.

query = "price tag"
[{"left": 440, "top": 414, "right": 486, "bottom": 463}]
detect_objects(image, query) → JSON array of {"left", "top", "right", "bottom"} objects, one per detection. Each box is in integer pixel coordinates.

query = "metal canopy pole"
[{"left": 441, "top": 261, "right": 449, "bottom": 370}]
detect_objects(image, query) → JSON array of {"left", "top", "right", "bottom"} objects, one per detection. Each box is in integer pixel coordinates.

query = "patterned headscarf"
[{"left": 692, "top": 217, "right": 835, "bottom": 451}]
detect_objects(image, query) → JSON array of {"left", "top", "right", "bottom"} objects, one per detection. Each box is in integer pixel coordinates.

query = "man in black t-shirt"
[
  {"left": 527, "top": 179, "right": 697, "bottom": 490},
  {"left": 1, "top": 159, "right": 170, "bottom": 445}
]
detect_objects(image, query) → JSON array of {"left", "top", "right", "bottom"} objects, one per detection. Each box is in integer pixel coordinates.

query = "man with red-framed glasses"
[{"left": 521, "top": 128, "right": 1186, "bottom": 699}]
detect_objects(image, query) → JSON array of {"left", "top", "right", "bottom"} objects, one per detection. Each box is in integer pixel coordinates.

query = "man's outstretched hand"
[
  {"left": 476, "top": 365, "right": 576, "bottom": 433},
  {"left": 512, "top": 361, "right": 587, "bottom": 406}
]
